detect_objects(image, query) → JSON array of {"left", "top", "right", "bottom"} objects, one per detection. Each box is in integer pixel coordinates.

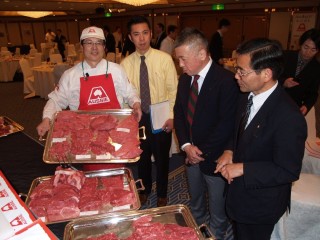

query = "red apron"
[{"left": 79, "top": 73, "right": 124, "bottom": 171}]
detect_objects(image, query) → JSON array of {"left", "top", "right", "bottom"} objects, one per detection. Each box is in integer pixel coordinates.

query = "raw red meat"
[
  {"left": 53, "top": 167, "right": 85, "bottom": 190},
  {"left": 101, "top": 175, "right": 124, "bottom": 189},
  {"left": 55, "top": 111, "right": 78, "bottom": 122},
  {"left": 90, "top": 115, "right": 118, "bottom": 131},
  {"left": 109, "top": 115, "right": 139, "bottom": 144},
  {"left": 109, "top": 189, "right": 134, "bottom": 206},
  {"left": 48, "top": 141, "right": 71, "bottom": 161},
  {"left": 113, "top": 142, "right": 142, "bottom": 159},
  {"left": 30, "top": 179, "right": 54, "bottom": 199},
  {"left": 78, "top": 195, "right": 102, "bottom": 212},
  {"left": 86, "top": 233, "right": 119, "bottom": 240}
]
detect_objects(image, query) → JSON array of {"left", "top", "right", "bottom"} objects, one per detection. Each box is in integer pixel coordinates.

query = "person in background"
[
  {"left": 209, "top": 18, "right": 230, "bottom": 65},
  {"left": 215, "top": 38, "right": 307, "bottom": 240},
  {"left": 103, "top": 25, "right": 116, "bottom": 54},
  {"left": 113, "top": 26, "right": 123, "bottom": 52},
  {"left": 160, "top": 25, "right": 178, "bottom": 55},
  {"left": 121, "top": 33, "right": 135, "bottom": 57},
  {"left": 54, "top": 29, "right": 67, "bottom": 61},
  {"left": 174, "top": 27, "right": 238, "bottom": 239},
  {"left": 45, "top": 29, "right": 56, "bottom": 47},
  {"left": 154, "top": 23, "right": 167, "bottom": 50},
  {"left": 37, "top": 26, "right": 142, "bottom": 171},
  {"left": 121, "top": 16, "right": 178, "bottom": 207},
  {"left": 280, "top": 28, "right": 320, "bottom": 116}
]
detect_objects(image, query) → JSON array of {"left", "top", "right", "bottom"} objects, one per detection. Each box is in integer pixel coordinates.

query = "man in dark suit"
[
  {"left": 174, "top": 27, "right": 238, "bottom": 239},
  {"left": 215, "top": 38, "right": 307, "bottom": 240},
  {"left": 54, "top": 29, "right": 67, "bottom": 61},
  {"left": 154, "top": 23, "right": 167, "bottom": 49},
  {"left": 209, "top": 18, "right": 230, "bottom": 65},
  {"left": 103, "top": 25, "right": 116, "bottom": 54},
  {"left": 280, "top": 28, "right": 320, "bottom": 115}
]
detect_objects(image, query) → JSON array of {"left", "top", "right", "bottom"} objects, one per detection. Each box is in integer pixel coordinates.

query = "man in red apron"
[{"left": 37, "top": 26, "right": 142, "bottom": 170}]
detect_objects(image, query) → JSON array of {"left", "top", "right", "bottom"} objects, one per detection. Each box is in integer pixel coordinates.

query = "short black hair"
[
  {"left": 157, "top": 23, "right": 165, "bottom": 31},
  {"left": 127, "top": 16, "right": 151, "bottom": 33},
  {"left": 174, "top": 27, "right": 208, "bottom": 52},
  {"left": 236, "top": 38, "right": 284, "bottom": 80},
  {"left": 103, "top": 25, "right": 110, "bottom": 33},
  {"left": 167, "top": 25, "right": 177, "bottom": 34},
  {"left": 219, "top": 18, "right": 231, "bottom": 28},
  {"left": 299, "top": 28, "right": 320, "bottom": 49}
]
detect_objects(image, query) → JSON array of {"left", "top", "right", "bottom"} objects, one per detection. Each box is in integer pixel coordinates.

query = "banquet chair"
[
  {"left": 0, "top": 50, "right": 12, "bottom": 58},
  {"left": 30, "top": 43, "right": 36, "bottom": 49},
  {"left": 29, "top": 48, "right": 38, "bottom": 56},
  {"left": 49, "top": 53, "right": 63, "bottom": 64},
  {"left": 33, "top": 53, "right": 42, "bottom": 67},
  {"left": 106, "top": 52, "right": 116, "bottom": 63},
  {"left": 67, "top": 44, "right": 77, "bottom": 60},
  {"left": 1, "top": 46, "right": 8, "bottom": 52},
  {"left": 15, "top": 48, "right": 20, "bottom": 56},
  {"left": 19, "top": 58, "right": 35, "bottom": 98}
]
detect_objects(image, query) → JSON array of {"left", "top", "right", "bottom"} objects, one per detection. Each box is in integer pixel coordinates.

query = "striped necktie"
[
  {"left": 187, "top": 75, "right": 200, "bottom": 131},
  {"left": 140, "top": 56, "right": 151, "bottom": 113},
  {"left": 238, "top": 95, "right": 253, "bottom": 137}
]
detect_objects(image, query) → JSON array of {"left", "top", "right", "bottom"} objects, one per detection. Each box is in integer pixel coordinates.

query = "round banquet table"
[
  {"left": 0, "top": 58, "right": 20, "bottom": 82},
  {"left": 271, "top": 173, "right": 320, "bottom": 240}
]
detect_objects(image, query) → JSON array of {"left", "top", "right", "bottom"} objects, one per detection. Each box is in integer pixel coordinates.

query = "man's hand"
[
  {"left": 132, "top": 102, "right": 142, "bottom": 122},
  {"left": 184, "top": 145, "right": 205, "bottom": 165},
  {"left": 300, "top": 105, "right": 307, "bottom": 116},
  {"left": 283, "top": 78, "right": 299, "bottom": 88},
  {"left": 162, "top": 119, "right": 173, "bottom": 133},
  {"left": 36, "top": 118, "right": 51, "bottom": 138},
  {"left": 221, "top": 163, "right": 244, "bottom": 184},
  {"left": 214, "top": 150, "right": 233, "bottom": 173}
]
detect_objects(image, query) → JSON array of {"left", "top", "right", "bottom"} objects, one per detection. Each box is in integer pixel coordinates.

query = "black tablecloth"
[{"left": 0, "top": 132, "right": 65, "bottom": 239}]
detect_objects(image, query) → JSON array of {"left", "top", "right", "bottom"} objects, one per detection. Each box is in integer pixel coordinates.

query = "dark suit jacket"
[
  {"left": 280, "top": 50, "right": 320, "bottom": 113},
  {"left": 154, "top": 32, "right": 167, "bottom": 50},
  {"left": 174, "top": 62, "right": 238, "bottom": 175},
  {"left": 226, "top": 85, "right": 307, "bottom": 224},
  {"left": 105, "top": 33, "right": 116, "bottom": 53},
  {"left": 209, "top": 31, "right": 223, "bottom": 65}
]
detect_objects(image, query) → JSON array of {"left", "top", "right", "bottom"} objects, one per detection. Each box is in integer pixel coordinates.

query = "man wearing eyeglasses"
[
  {"left": 37, "top": 26, "right": 142, "bottom": 169},
  {"left": 280, "top": 28, "right": 320, "bottom": 116},
  {"left": 215, "top": 38, "right": 307, "bottom": 240}
]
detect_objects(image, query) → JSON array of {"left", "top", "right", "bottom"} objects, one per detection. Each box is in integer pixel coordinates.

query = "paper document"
[{"left": 150, "top": 101, "right": 170, "bottom": 134}]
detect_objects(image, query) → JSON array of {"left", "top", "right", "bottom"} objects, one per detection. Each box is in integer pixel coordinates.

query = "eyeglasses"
[
  {"left": 234, "top": 66, "right": 256, "bottom": 77},
  {"left": 83, "top": 41, "right": 105, "bottom": 47}
]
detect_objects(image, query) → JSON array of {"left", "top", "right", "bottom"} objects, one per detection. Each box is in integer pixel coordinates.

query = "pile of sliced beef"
[
  {"left": 48, "top": 111, "right": 142, "bottom": 161},
  {"left": 86, "top": 215, "right": 199, "bottom": 240},
  {"left": 28, "top": 167, "right": 136, "bottom": 222}
]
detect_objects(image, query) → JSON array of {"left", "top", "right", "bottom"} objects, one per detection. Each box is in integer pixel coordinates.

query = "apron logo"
[
  {"left": 10, "top": 214, "right": 27, "bottom": 227},
  {"left": 1, "top": 201, "right": 17, "bottom": 211},
  {"left": 87, "top": 86, "right": 110, "bottom": 105},
  {"left": 0, "top": 189, "right": 8, "bottom": 198}
]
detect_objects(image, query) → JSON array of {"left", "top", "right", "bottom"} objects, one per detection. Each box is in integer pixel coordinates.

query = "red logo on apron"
[
  {"left": 1, "top": 201, "right": 17, "bottom": 211},
  {"left": 0, "top": 189, "right": 8, "bottom": 198},
  {"left": 87, "top": 86, "right": 110, "bottom": 105},
  {"left": 10, "top": 214, "right": 27, "bottom": 226}
]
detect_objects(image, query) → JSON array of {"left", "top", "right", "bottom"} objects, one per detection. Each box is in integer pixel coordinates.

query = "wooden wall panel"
[
  {"left": 242, "top": 15, "right": 269, "bottom": 43},
  {"left": 6, "top": 23, "right": 21, "bottom": 45},
  {"left": 0, "top": 23, "right": 8, "bottom": 46},
  {"left": 67, "top": 21, "right": 79, "bottom": 44},
  {"left": 269, "top": 12, "right": 291, "bottom": 50},
  {"left": 32, "top": 22, "right": 45, "bottom": 50},
  {"left": 20, "top": 22, "right": 34, "bottom": 45},
  {"left": 78, "top": 20, "right": 90, "bottom": 38},
  {"left": 56, "top": 21, "right": 68, "bottom": 41}
]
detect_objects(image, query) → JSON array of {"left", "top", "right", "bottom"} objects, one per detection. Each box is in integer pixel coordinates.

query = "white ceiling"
[{"left": 1, "top": 0, "right": 319, "bottom": 16}]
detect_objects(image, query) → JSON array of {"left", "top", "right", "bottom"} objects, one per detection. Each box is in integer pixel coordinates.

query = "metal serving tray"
[
  {"left": 0, "top": 116, "right": 24, "bottom": 137},
  {"left": 43, "top": 109, "right": 145, "bottom": 164},
  {"left": 63, "top": 204, "right": 210, "bottom": 240},
  {"left": 24, "top": 168, "right": 141, "bottom": 225}
]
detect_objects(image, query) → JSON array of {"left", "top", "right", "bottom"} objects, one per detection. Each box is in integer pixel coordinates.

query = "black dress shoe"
[
  {"left": 139, "top": 193, "right": 148, "bottom": 205},
  {"left": 157, "top": 197, "right": 167, "bottom": 207}
]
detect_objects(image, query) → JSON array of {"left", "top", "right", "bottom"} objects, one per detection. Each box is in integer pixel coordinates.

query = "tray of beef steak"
[
  {"left": 0, "top": 116, "right": 24, "bottom": 137},
  {"left": 24, "top": 167, "right": 141, "bottom": 224},
  {"left": 63, "top": 204, "right": 215, "bottom": 240},
  {"left": 43, "top": 109, "right": 146, "bottom": 164}
]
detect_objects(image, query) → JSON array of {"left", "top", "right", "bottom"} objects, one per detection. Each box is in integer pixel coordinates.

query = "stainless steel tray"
[
  {"left": 43, "top": 109, "right": 145, "bottom": 164},
  {"left": 24, "top": 168, "right": 141, "bottom": 224},
  {"left": 63, "top": 204, "right": 207, "bottom": 240},
  {"left": 0, "top": 116, "right": 24, "bottom": 137}
]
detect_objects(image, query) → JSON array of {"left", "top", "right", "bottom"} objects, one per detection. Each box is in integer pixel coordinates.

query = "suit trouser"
[
  {"left": 186, "top": 164, "right": 232, "bottom": 240},
  {"left": 235, "top": 222, "right": 274, "bottom": 240},
  {"left": 315, "top": 87, "right": 320, "bottom": 138},
  {"left": 138, "top": 112, "right": 172, "bottom": 197}
]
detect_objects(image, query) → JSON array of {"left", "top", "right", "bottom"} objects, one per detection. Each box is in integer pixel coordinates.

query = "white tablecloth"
[
  {"left": 271, "top": 173, "right": 320, "bottom": 240},
  {"left": 0, "top": 59, "right": 20, "bottom": 82},
  {"left": 32, "top": 63, "right": 69, "bottom": 99}
]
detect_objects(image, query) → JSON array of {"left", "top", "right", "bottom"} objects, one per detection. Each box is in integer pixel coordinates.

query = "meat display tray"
[
  {"left": 24, "top": 168, "right": 141, "bottom": 225},
  {"left": 43, "top": 109, "right": 145, "bottom": 164},
  {"left": 0, "top": 116, "right": 24, "bottom": 137},
  {"left": 63, "top": 204, "right": 211, "bottom": 240}
]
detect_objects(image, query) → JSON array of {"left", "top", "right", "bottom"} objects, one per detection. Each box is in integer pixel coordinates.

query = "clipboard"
[{"left": 150, "top": 101, "right": 170, "bottom": 134}]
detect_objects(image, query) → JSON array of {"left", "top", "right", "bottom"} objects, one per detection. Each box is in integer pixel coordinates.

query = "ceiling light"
[
  {"left": 115, "top": 0, "right": 158, "bottom": 6},
  {"left": 17, "top": 11, "right": 53, "bottom": 18}
]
